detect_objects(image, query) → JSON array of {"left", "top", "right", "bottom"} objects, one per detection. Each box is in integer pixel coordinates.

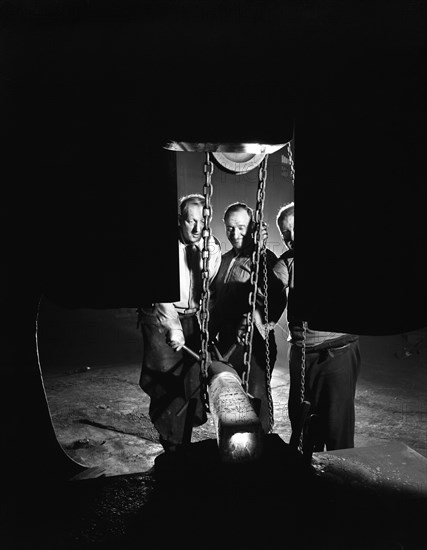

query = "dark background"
[
  {"left": 1, "top": 0, "right": 426, "bottom": 344},
  {"left": 0, "top": 0, "right": 426, "bottom": 530},
  {"left": 2, "top": 0, "right": 426, "bottom": 336}
]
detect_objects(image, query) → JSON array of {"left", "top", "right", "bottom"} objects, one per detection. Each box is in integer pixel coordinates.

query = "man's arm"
[
  {"left": 270, "top": 254, "right": 290, "bottom": 288},
  {"left": 253, "top": 251, "right": 289, "bottom": 335},
  {"left": 153, "top": 303, "right": 185, "bottom": 351},
  {"left": 255, "top": 225, "right": 289, "bottom": 310}
]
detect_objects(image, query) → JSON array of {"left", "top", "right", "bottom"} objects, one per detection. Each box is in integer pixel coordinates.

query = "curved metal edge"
[
  {"left": 35, "top": 295, "right": 102, "bottom": 480},
  {"left": 163, "top": 141, "right": 289, "bottom": 154},
  {"left": 212, "top": 152, "right": 266, "bottom": 175}
]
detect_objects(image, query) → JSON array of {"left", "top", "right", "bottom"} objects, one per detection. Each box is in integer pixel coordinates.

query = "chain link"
[
  {"left": 298, "top": 320, "right": 307, "bottom": 453},
  {"left": 262, "top": 239, "right": 274, "bottom": 432},
  {"left": 287, "top": 139, "right": 304, "bottom": 449},
  {"left": 286, "top": 140, "right": 295, "bottom": 186},
  {"left": 242, "top": 155, "right": 269, "bottom": 396},
  {"left": 199, "top": 152, "right": 214, "bottom": 410}
]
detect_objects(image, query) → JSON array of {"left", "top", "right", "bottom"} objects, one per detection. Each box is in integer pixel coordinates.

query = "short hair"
[
  {"left": 276, "top": 202, "right": 294, "bottom": 230},
  {"left": 223, "top": 202, "right": 253, "bottom": 222},
  {"left": 179, "top": 193, "right": 205, "bottom": 218}
]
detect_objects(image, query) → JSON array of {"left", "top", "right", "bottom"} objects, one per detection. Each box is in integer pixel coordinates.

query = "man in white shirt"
[{"left": 138, "top": 194, "right": 221, "bottom": 452}]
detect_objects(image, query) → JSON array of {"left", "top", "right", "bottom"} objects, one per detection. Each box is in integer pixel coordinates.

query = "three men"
[
  {"left": 139, "top": 190, "right": 358, "bottom": 453},
  {"left": 276, "top": 202, "right": 361, "bottom": 451},
  {"left": 209, "top": 202, "right": 288, "bottom": 433},
  {"left": 138, "top": 194, "right": 221, "bottom": 452}
]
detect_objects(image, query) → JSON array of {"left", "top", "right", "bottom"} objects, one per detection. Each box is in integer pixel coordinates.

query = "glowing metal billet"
[{"left": 208, "top": 367, "right": 263, "bottom": 463}]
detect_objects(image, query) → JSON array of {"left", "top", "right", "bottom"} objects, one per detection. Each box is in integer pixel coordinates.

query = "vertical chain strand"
[
  {"left": 262, "top": 240, "right": 274, "bottom": 432},
  {"left": 242, "top": 155, "right": 269, "bottom": 393},
  {"left": 199, "top": 153, "right": 214, "bottom": 410},
  {"left": 286, "top": 140, "right": 295, "bottom": 186},
  {"left": 298, "top": 321, "right": 307, "bottom": 453}
]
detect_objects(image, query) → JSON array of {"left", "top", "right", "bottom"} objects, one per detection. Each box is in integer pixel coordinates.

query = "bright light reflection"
[
  {"left": 230, "top": 432, "right": 252, "bottom": 448},
  {"left": 228, "top": 432, "right": 257, "bottom": 460}
]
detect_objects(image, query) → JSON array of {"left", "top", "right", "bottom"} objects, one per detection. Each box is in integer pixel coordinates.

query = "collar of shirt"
[{"left": 178, "top": 238, "right": 203, "bottom": 251}]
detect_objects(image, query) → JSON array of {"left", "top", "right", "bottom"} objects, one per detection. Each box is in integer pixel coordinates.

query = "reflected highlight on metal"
[
  {"left": 163, "top": 141, "right": 288, "bottom": 154},
  {"left": 228, "top": 432, "right": 259, "bottom": 460},
  {"left": 208, "top": 368, "right": 264, "bottom": 463},
  {"left": 211, "top": 152, "right": 266, "bottom": 175}
]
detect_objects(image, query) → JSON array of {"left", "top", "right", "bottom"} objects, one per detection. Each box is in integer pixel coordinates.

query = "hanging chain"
[
  {"left": 298, "top": 321, "right": 307, "bottom": 453},
  {"left": 262, "top": 239, "right": 274, "bottom": 432},
  {"left": 286, "top": 140, "right": 305, "bottom": 450},
  {"left": 242, "top": 155, "right": 269, "bottom": 393},
  {"left": 286, "top": 140, "right": 295, "bottom": 186},
  {"left": 199, "top": 152, "right": 214, "bottom": 410},
  {"left": 287, "top": 141, "right": 305, "bottom": 452}
]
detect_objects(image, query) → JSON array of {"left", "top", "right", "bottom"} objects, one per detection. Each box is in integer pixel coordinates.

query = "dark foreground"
[{"left": 4, "top": 435, "right": 426, "bottom": 550}]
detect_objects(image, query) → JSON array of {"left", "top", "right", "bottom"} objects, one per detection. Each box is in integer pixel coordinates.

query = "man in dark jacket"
[
  {"left": 277, "top": 202, "right": 361, "bottom": 451},
  {"left": 209, "top": 202, "right": 288, "bottom": 433}
]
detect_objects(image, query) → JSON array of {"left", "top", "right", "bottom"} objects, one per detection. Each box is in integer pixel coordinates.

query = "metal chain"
[
  {"left": 286, "top": 140, "right": 295, "bottom": 186},
  {"left": 242, "top": 155, "right": 269, "bottom": 393},
  {"left": 286, "top": 140, "right": 305, "bottom": 451},
  {"left": 287, "top": 141, "right": 306, "bottom": 452},
  {"left": 298, "top": 320, "right": 307, "bottom": 453},
  {"left": 262, "top": 239, "right": 274, "bottom": 432},
  {"left": 199, "top": 152, "right": 214, "bottom": 410}
]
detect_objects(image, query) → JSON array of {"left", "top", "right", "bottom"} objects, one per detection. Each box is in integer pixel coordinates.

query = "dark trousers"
[
  {"left": 217, "top": 327, "right": 277, "bottom": 433},
  {"left": 139, "top": 313, "right": 206, "bottom": 446},
  {"left": 288, "top": 340, "right": 361, "bottom": 451}
]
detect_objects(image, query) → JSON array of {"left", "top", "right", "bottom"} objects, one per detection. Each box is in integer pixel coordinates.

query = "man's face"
[
  {"left": 279, "top": 214, "right": 294, "bottom": 250},
  {"left": 225, "top": 208, "right": 252, "bottom": 251},
  {"left": 179, "top": 204, "right": 204, "bottom": 244}
]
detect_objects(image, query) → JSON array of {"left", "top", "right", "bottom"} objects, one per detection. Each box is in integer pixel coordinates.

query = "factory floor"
[
  {"left": 8, "top": 306, "right": 427, "bottom": 550},
  {"left": 40, "top": 311, "right": 427, "bottom": 476}
]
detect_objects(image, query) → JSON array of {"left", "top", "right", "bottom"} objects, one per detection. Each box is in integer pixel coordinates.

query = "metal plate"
[
  {"left": 163, "top": 141, "right": 288, "bottom": 154},
  {"left": 211, "top": 152, "right": 266, "bottom": 175}
]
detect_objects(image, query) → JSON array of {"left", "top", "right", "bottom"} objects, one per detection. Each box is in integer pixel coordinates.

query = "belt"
[
  {"left": 175, "top": 307, "right": 198, "bottom": 315},
  {"left": 332, "top": 343, "right": 351, "bottom": 351},
  {"left": 305, "top": 342, "right": 352, "bottom": 354}
]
